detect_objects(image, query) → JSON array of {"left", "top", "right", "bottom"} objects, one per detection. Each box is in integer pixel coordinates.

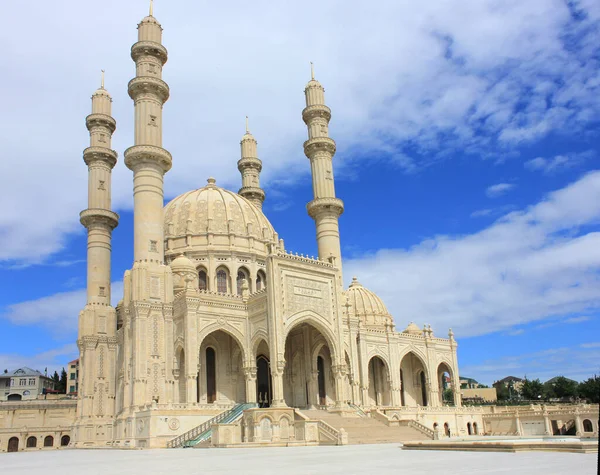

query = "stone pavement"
[{"left": 3, "top": 443, "right": 596, "bottom": 474}]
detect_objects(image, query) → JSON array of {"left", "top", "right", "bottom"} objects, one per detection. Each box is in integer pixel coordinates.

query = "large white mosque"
[{"left": 74, "top": 5, "right": 462, "bottom": 448}]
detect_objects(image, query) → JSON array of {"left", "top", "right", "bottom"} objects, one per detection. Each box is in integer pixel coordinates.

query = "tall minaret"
[
  {"left": 124, "top": 3, "right": 171, "bottom": 266},
  {"left": 75, "top": 73, "right": 119, "bottom": 447},
  {"left": 238, "top": 117, "right": 266, "bottom": 209},
  {"left": 302, "top": 64, "right": 344, "bottom": 266}
]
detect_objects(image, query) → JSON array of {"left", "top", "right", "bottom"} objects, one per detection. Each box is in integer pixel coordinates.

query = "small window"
[
  {"left": 583, "top": 419, "right": 593, "bottom": 432},
  {"left": 198, "top": 269, "right": 207, "bottom": 291},
  {"left": 44, "top": 436, "right": 54, "bottom": 447},
  {"left": 60, "top": 435, "right": 70, "bottom": 447},
  {"left": 19, "top": 379, "right": 27, "bottom": 386},
  {"left": 217, "top": 269, "right": 228, "bottom": 294},
  {"left": 28, "top": 378, "right": 35, "bottom": 385},
  {"left": 70, "top": 373, "right": 75, "bottom": 380},
  {"left": 256, "top": 271, "right": 266, "bottom": 291},
  {"left": 27, "top": 436, "right": 37, "bottom": 448},
  {"left": 237, "top": 270, "right": 247, "bottom": 295}
]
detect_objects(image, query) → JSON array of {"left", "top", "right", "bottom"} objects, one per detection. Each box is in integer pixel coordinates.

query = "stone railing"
[
  {"left": 403, "top": 420, "right": 435, "bottom": 439},
  {"left": 316, "top": 420, "right": 347, "bottom": 445},
  {"left": 276, "top": 250, "right": 335, "bottom": 268}
]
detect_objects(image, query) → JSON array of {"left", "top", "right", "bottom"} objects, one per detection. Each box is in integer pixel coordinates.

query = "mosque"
[{"left": 74, "top": 5, "right": 463, "bottom": 448}]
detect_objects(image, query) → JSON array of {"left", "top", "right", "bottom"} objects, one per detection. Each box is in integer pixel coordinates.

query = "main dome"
[
  {"left": 164, "top": 178, "right": 277, "bottom": 259},
  {"left": 345, "top": 277, "right": 393, "bottom": 328}
]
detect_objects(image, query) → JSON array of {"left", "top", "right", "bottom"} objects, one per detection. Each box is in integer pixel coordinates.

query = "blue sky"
[{"left": 1, "top": 0, "right": 599, "bottom": 385}]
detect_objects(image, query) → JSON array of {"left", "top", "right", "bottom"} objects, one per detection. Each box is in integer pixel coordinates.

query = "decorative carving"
[{"left": 285, "top": 276, "right": 331, "bottom": 317}]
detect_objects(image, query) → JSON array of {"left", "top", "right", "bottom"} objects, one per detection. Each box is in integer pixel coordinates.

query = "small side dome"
[
  {"left": 346, "top": 277, "right": 392, "bottom": 328},
  {"left": 403, "top": 322, "right": 422, "bottom": 335},
  {"left": 170, "top": 254, "right": 197, "bottom": 293}
]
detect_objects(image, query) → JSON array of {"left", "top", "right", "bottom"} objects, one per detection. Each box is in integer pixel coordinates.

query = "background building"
[{"left": 0, "top": 368, "right": 55, "bottom": 401}]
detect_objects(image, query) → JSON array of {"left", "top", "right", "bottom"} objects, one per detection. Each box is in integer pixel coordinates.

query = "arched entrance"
[
  {"left": 7, "top": 394, "right": 22, "bottom": 401},
  {"left": 444, "top": 422, "right": 450, "bottom": 437},
  {"left": 198, "top": 330, "right": 245, "bottom": 405},
  {"left": 400, "top": 352, "right": 429, "bottom": 406},
  {"left": 283, "top": 322, "right": 337, "bottom": 408},
  {"left": 437, "top": 362, "right": 454, "bottom": 406},
  {"left": 44, "top": 435, "right": 54, "bottom": 447},
  {"left": 26, "top": 436, "right": 37, "bottom": 448},
  {"left": 8, "top": 437, "right": 19, "bottom": 452},
  {"left": 368, "top": 356, "right": 391, "bottom": 406},
  {"left": 257, "top": 355, "right": 272, "bottom": 407},
  {"left": 60, "top": 435, "right": 70, "bottom": 446}
]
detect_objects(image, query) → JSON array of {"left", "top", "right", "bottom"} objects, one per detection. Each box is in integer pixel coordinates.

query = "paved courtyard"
[{"left": 3, "top": 444, "right": 597, "bottom": 475}]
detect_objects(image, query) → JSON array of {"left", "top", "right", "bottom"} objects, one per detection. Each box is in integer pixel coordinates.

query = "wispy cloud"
[
  {"left": 1, "top": 281, "right": 123, "bottom": 333},
  {"left": 524, "top": 151, "right": 595, "bottom": 174},
  {"left": 345, "top": 171, "right": 600, "bottom": 337},
  {"left": 0, "top": 344, "right": 78, "bottom": 375},
  {"left": 470, "top": 209, "right": 493, "bottom": 218},
  {"left": 486, "top": 183, "right": 515, "bottom": 198}
]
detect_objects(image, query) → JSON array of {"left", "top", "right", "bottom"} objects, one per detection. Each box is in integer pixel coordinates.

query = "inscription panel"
[{"left": 284, "top": 274, "right": 331, "bottom": 319}]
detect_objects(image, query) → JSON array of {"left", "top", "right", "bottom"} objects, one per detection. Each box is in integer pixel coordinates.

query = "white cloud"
[
  {"left": 485, "top": 183, "right": 515, "bottom": 198},
  {"left": 524, "top": 151, "right": 594, "bottom": 173},
  {"left": 1, "top": 282, "right": 123, "bottom": 334},
  {"left": 470, "top": 209, "right": 493, "bottom": 218},
  {"left": 344, "top": 171, "right": 600, "bottom": 337},
  {"left": 0, "top": 344, "right": 78, "bottom": 375},
  {"left": 1, "top": 0, "right": 599, "bottom": 264}
]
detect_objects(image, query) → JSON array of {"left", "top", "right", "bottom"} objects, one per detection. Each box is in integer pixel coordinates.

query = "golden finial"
[
  {"left": 310, "top": 61, "right": 315, "bottom": 80},
  {"left": 101, "top": 69, "right": 105, "bottom": 89},
  {"left": 150, "top": 0, "right": 154, "bottom": 16},
  {"left": 245, "top": 116, "right": 249, "bottom": 134}
]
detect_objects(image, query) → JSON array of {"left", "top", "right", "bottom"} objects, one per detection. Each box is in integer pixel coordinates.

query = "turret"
[
  {"left": 80, "top": 71, "right": 119, "bottom": 308},
  {"left": 238, "top": 117, "right": 266, "bottom": 209},
  {"left": 124, "top": 0, "right": 171, "bottom": 264},
  {"left": 302, "top": 64, "right": 344, "bottom": 266}
]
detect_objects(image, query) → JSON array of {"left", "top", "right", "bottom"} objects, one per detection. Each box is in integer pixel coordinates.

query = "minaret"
[
  {"left": 238, "top": 117, "right": 266, "bottom": 209},
  {"left": 124, "top": 3, "right": 171, "bottom": 265},
  {"left": 302, "top": 64, "right": 344, "bottom": 266},
  {"left": 75, "top": 72, "right": 119, "bottom": 447}
]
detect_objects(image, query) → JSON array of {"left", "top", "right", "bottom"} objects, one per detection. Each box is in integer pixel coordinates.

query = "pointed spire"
[
  {"left": 101, "top": 70, "right": 105, "bottom": 89},
  {"left": 245, "top": 116, "right": 249, "bottom": 134},
  {"left": 149, "top": 0, "right": 154, "bottom": 16},
  {"left": 310, "top": 61, "right": 315, "bottom": 80}
]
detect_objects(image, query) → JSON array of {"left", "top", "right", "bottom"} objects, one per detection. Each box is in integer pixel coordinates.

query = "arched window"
[
  {"left": 473, "top": 422, "right": 479, "bottom": 435},
  {"left": 256, "top": 271, "right": 266, "bottom": 291},
  {"left": 420, "top": 371, "right": 428, "bottom": 406},
  {"left": 44, "top": 435, "right": 54, "bottom": 447},
  {"left": 583, "top": 419, "right": 593, "bottom": 432},
  {"left": 444, "top": 422, "right": 450, "bottom": 437},
  {"left": 237, "top": 269, "right": 249, "bottom": 296},
  {"left": 60, "top": 435, "right": 70, "bottom": 447},
  {"left": 198, "top": 269, "right": 207, "bottom": 291},
  {"left": 216, "top": 269, "right": 228, "bottom": 294},
  {"left": 467, "top": 422, "right": 472, "bottom": 435},
  {"left": 26, "top": 436, "right": 37, "bottom": 448}
]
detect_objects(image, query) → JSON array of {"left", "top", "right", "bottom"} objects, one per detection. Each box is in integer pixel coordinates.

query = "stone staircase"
[{"left": 299, "top": 409, "right": 431, "bottom": 445}]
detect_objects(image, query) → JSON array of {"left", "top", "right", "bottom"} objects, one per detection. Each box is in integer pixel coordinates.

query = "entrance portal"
[
  {"left": 256, "top": 355, "right": 272, "bottom": 407},
  {"left": 206, "top": 347, "right": 216, "bottom": 403},
  {"left": 317, "top": 356, "right": 326, "bottom": 406},
  {"left": 8, "top": 437, "right": 19, "bottom": 452}
]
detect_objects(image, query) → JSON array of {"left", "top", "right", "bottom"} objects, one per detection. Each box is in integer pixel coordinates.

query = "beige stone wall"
[
  {"left": 0, "top": 400, "right": 76, "bottom": 452},
  {"left": 461, "top": 388, "right": 497, "bottom": 402}
]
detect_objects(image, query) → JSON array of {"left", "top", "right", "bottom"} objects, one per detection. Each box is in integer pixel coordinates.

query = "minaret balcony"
[
  {"left": 86, "top": 113, "right": 116, "bottom": 133},
  {"left": 302, "top": 104, "right": 331, "bottom": 123},
  {"left": 303, "top": 137, "right": 336, "bottom": 157},
  {"left": 238, "top": 186, "right": 266, "bottom": 202},
  {"left": 307, "top": 197, "right": 344, "bottom": 218},
  {"left": 124, "top": 145, "right": 172, "bottom": 173},
  {"left": 237, "top": 157, "right": 262, "bottom": 172},
  {"left": 131, "top": 41, "right": 168, "bottom": 65},
  {"left": 80, "top": 208, "right": 120, "bottom": 230},
  {"left": 128, "top": 76, "right": 170, "bottom": 102},
  {"left": 83, "top": 147, "right": 118, "bottom": 168}
]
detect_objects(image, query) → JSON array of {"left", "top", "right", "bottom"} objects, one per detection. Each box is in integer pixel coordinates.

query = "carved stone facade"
[{"left": 68, "top": 7, "right": 462, "bottom": 449}]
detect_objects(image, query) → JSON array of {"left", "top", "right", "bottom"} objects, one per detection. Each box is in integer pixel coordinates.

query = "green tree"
[
  {"left": 442, "top": 388, "right": 454, "bottom": 403},
  {"left": 578, "top": 375, "right": 600, "bottom": 403},
  {"left": 544, "top": 376, "right": 578, "bottom": 400},
  {"left": 496, "top": 384, "right": 510, "bottom": 401},
  {"left": 58, "top": 368, "right": 67, "bottom": 393},
  {"left": 521, "top": 378, "right": 544, "bottom": 400},
  {"left": 51, "top": 370, "right": 60, "bottom": 388}
]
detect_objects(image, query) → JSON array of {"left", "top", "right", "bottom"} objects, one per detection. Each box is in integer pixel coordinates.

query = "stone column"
[
  {"left": 332, "top": 365, "right": 347, "bottom": 408},
  {"left": 574, "top": 413, "right": 582, "bottom": 437},
  {"left": 543, "top": 412, "right": 551, "bottom": 435},
  {"left": 271, "top": 361, "right": 287, "bottom": 408},
  {"left": 243, "top": 366, "right": 257, "bottom": 403}
]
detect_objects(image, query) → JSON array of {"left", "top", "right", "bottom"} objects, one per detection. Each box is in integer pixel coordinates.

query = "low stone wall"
[{"left": 0, "top": 400, "right": 77, "bottom": 452}]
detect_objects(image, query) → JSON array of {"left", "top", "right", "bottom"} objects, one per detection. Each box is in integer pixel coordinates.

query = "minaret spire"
[
  {"left": 303, "top": 68, "right": 344, "bottom": 267},
  {"left": 101, "top": 69, "right": 105, "bottom": 89},
  {"left": 310, "top": 61, "right": 315, "bottom": 80},
  {"left": 149, "top": 0, "right": 154, "bottom": 16},
  {"left": 238, "top": 117, "right": 266, "bottom": 209}
]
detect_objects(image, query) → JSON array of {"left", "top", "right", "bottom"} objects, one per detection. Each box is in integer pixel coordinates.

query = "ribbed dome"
[
  {"left": 346, "top": 277, "right": 392, "bottom": 328},
  {"left": 164, "top": 178, "right": 277, "bottom": 260}
]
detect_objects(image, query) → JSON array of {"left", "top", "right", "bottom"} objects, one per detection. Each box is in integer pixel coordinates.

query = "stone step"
[{"left": 299, "top": 410, "right": 430, "bottom": 444}]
